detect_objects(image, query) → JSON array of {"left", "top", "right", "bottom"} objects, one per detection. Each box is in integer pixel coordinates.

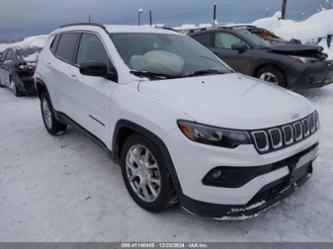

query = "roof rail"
[{"left": 59, "top": 22, "right": 107, "bottom": 30}]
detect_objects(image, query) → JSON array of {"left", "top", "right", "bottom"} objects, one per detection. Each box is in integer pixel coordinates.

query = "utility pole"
[
  {"left": 138, "top": 8, "right": 144, "bottom": 26},
  {"left": 88, "top": 15, "right": 91, "bottom": 23},
  {"left": 281, "top": 0, "right": 288, "bottom": 19},
  {"left": 212, "top": 2, "right": 218, "bottom": 26},
  {"left": 149, "top": 10, "right": 153, "bottom": 26}
]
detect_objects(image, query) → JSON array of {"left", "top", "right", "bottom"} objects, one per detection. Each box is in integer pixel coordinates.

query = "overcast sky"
[{"left": 0, "top": 0, "right": 329, "bottom": 39}]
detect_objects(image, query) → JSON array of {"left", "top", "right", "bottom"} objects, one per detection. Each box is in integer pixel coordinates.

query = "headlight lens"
[
  {"left": 289, "top": 56, "right": 318, "bottom": 64},
  {"left": 177, "top": 120, "right": 251, "bottom": 148}
]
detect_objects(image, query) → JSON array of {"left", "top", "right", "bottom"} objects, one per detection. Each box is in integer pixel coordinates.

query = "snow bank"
[{"left": 0, "top": 35, "right": 48, "bottom": 52}]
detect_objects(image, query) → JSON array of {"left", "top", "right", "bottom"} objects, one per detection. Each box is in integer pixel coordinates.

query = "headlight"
[
  {"left": 289, "top": 56, "right": 318, "bottom": 64},
  {"left": 177, "top": 120, "right": 251, "bottom": 148}
]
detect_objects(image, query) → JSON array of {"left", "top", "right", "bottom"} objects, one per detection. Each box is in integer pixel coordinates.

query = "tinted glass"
[
  {"left": 0, "top": 50, "right": 8, "bottom": 61},
  {"left": 192, "top": 33, "right": 211, "bottom": 46},
  {"left": 215, "top": 32, "right": 249, "bottom": 49},
  {"left": 50, "top": 34, "right": 60, "bottom": 53},
  {"left": 76, "top": 33, "right": 109, "bottom": 66},
  {"left": 238, "top": 29, "right": 270, "bottom": 47},
  {"left": 111, "top": 33, "right": 231, "bottom": 76},
  {"left": 56, "top": 33, "right": 80, "bottom": 63}
]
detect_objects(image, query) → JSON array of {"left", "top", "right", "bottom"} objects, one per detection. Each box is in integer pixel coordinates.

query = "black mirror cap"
[
  {"left": 231, "top": 43, "right": 248, "bottom": 53},
  {"left": 79, "top": 62, "right": 118, "bottom": 81}
]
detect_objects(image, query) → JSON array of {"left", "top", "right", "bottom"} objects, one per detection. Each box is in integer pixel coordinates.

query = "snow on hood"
[
  {"left": 138, "top": 73, "right": 314, "bottom": 130},
  {"left": 253, "top": 9, "right": 333, "bottom": 43},
  {"left": 253, "top": 9, "right": 333, "bottom": 59}
]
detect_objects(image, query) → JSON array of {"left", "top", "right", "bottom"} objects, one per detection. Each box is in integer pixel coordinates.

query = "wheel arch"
[
  {"left": 35, "top": 77, "right": 49, "bottom": 98},
  {"left": 112, "top": 119, "right": 183, "bottom": 196}
]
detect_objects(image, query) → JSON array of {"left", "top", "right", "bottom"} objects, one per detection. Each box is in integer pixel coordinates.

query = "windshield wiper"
[
  {"left": 130, "top": 70, "right": 181, "bottom": 80},
  {"left": 182, "top": 69, "right": 227, "bottom": 78}
]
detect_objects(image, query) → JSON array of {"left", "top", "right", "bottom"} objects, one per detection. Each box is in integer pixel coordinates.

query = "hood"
[
  {"left": 268, "top": 44, "right": 325, "bottom": 59},
  {"left": 138, "top": 73, "right": 314, "bottom": 130}
]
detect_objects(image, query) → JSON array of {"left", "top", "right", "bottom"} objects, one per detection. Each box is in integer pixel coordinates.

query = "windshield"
[
  {"left": 110, "top": 33, "right": 232, "bottom": 78},
  {"left": 237, "top": 29, "right": 270, "bottom": 48}
]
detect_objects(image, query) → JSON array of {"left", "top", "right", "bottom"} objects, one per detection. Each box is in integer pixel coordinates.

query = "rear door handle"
[{"left": 46, "top": 62, "right": 52, "bottom": 67}]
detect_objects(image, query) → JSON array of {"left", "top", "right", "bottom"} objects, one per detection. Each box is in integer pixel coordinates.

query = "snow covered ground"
[{"left": 0, "top": 84, "right": 333, "bottom": 242}]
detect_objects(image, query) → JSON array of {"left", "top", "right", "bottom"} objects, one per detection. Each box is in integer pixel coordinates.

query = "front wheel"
[
  {"left": 121, "top": 134, "right": 175, "bottom": 212},
  {"left": 0, "top": 77, "right": 5, "bottom": 88},
  {"left": 257, "top": 66, "right": 286, "bottom": 87},
  {"left": 40, "top": 92, "right": 67, "bottom": 135}
]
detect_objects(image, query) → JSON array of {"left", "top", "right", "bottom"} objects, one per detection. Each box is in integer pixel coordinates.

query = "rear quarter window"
[
  {"left": 191, "top": 33, "right": 212, "bottom": 47},
  {"left": 55, "top": 33, "right": 81, "bottom": 64}
]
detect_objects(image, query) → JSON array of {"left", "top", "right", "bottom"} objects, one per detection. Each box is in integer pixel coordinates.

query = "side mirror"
[
  {"left": 80, "top": 62, "right": 117, "bottom": 81},
  {"left": 231, "top": 43, "right": 248, "bottom": 53}
]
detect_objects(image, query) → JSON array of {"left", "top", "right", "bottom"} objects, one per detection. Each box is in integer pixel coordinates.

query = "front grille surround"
[{"left": 251, "top": 112, "right": 319, "bottom": 154}]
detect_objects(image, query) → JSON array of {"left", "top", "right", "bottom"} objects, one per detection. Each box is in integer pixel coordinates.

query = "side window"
[
  {"left": 6, "top": 50, "right": 13, "bottom": 61},
  {"left": 50, "top": 34, "right": 60, "bottom": 53},
  {"left": 56, "top": 33, "right": 81, "bottom": 64},
  {"left": 76, "top": 33, "right": 110, "bottom": 67},
  {"left": 214, "top": 32, "right": 249, "bottom": 49},
  {"left": 0, "top": 50, "right": 8, "bottom": 62},
  {"left": 192, "top": 33, "right": 212, "bottom": 47}
]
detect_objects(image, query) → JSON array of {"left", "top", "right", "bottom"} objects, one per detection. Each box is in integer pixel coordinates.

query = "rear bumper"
[
  {"left": 14, "top": 75, "right": 36, "bottom": 94},
  {"left": 290, "top": 60, "right": 333, "bottom": 89}
]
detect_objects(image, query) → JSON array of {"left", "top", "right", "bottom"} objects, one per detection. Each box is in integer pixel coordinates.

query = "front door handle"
[{"left": 70, "top": 74, "right": 78, "bottom": 81}]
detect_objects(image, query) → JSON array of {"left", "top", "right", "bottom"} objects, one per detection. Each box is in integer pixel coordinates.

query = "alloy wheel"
[
  {"left": 125, "top": 144, "right": 161, "bottom": 203},
  {"left": 259, "top": 72, "right": 279, "bottom": 84},
  {"left": 41, "top": 97, "right": 53, "bottom": 130}
]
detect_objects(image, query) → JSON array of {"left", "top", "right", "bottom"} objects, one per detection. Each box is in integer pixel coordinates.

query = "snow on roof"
[{"left": 0, "top": 35, "right": 48, "bottom": 52}]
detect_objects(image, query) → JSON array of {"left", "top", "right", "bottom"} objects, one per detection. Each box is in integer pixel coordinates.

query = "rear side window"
[
  {"left": 50, "top": 34, "right": 60, "bottom": 53},
  {"left": 76, "top": 33, "right": 110, "bottom": 66},
  {"left": 192, "top": 33, "right": 212, "bottom": 47},
  {"left": 0, "top": 50, "right": 8, "bottom": 61},
  {"left": 56, "top": 33, "right": 81, "bottom": 64}
]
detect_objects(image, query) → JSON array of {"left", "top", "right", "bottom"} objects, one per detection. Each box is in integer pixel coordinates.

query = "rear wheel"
[
  {"left": 40, "top": 92, "right": 67, "bottom": 135},
  {"left": 257, "top": 66, "right": 286, "bottom": 87},
  {"left": 10, "top": 78, "right": 22, "bottom": 97},
  {"left": 120, "top": 134, "right": 175, "bottom": 212}
]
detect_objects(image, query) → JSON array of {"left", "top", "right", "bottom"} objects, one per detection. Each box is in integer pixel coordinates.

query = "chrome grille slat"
[{"left": 251, "top": 112, "right": 319, "bottom": 154}]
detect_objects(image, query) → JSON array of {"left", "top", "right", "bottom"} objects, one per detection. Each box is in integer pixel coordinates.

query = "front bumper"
[
  {"left": 290, "top": 60, "right": 333, "bottom": 89},
  {"left": 165, "top": 126, "right": 319, "bottom": 218},
  {"left": 181, "top": 161, "right": 313, "bottom": 219}
]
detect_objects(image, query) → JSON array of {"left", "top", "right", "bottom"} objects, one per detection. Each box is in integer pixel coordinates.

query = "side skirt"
[{"left": 56, "top": 112, "right": 114, "bottom": 161}]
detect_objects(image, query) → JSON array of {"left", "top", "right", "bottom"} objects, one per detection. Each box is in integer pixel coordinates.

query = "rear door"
[
  {"left": 0, "top": 50, "right": 9, "bottom": 85},
  {"left": 210, "top": 31, "right": 252, "bottom": 74},
  {"left": 71, "top": 32, "right": 117, "bottom": 143},
  {"left": 1, "top": 49, "right": 14, "bottom": 85},
  {"left": 47, "top": 32, "right": 81, "bottom": 116}
]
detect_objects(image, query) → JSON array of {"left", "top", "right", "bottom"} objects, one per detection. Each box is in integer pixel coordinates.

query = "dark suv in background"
[
  {"left": 187, "top": 26, "right": 333, "bottom": 89},
  {"left": 0, "top": 47, "right": 39, "bottom": 96}
]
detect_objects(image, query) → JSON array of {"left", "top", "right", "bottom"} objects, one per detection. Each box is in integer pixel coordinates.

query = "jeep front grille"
[{"left": 251, "top": 112, "right": 319, "bottom": 154}]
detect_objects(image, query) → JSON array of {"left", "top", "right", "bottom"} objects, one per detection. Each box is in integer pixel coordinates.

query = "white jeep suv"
[{"left": 34, "top": 23, "right": 320, "bottom": 219}]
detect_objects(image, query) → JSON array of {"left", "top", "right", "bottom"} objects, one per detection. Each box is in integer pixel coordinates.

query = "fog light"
[{"left": 212, "top": 169, "right": 222, "bottom": 179}]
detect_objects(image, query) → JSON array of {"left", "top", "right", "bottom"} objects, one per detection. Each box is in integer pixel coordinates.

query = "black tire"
[
  {"left": 120, "top": 133, "right": 174, "bottom": 212},
  {"left": 256, "top": 66, "right": 287, "bottom": 87},
  {"left": 40, "top": 92, "right": 67, "bottom": 135}
]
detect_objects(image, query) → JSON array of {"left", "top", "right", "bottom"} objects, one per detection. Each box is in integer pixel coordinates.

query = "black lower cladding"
[
  {"left": 202, "top": 143, "right": 318, "bottom": 188},
  {"left": 182, "top": 144, "right": 317, "bottom": 218}
]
